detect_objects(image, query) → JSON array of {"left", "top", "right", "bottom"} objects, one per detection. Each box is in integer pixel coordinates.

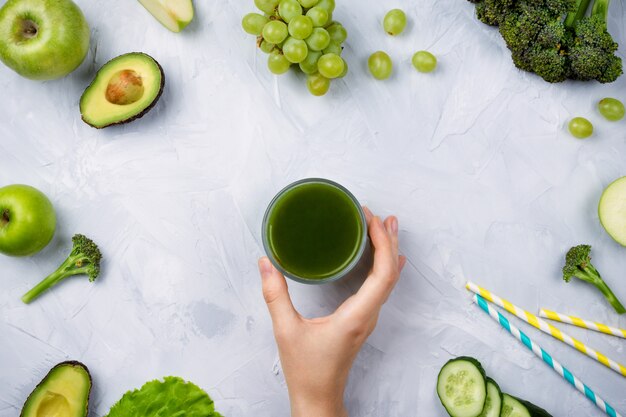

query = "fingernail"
[
  {"left": 391, "top": 217, "right": 398, "bottom": 234},
  {"left": 259, "top": 257, "right": 273, "bottom": 277}
]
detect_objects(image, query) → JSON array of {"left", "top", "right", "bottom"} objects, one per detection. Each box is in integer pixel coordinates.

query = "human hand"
[{"left": 258, "top": 207, "right": 406, "bottom": 417}]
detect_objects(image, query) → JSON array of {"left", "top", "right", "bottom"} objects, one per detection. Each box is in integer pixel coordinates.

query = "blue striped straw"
[{"left": 473, "top": 294, "right": 622, "bottom": 417}]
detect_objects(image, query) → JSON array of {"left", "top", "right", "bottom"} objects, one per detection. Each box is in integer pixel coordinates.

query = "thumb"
[{"left": 258, "top": 257, "right": 298, "bottom": 327}]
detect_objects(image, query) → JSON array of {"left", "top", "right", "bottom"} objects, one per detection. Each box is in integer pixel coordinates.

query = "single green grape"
[
  {"left": 242, "top": 13, "right": 269, "bottom": 36},
  {"left": 259, "top": 40, "right": 275, "bottom": 53},
  {"left": 255, "top": 0, "right": 279, "bottom": 14},
  {"left": 283, "top": 37, "right": 309, "bottom": 63},
  {"left": 326, "top": 24, "right": 347, "bottom": 43},
  {"left": 268, "top": 51, "right": 292, "bottom": 74},
  {"left": 288, "top": 15, "right": 313, "bottom": 39},
  {"left": 598, "top": 98, "right": 625, "bottom": 121},
  {"left": 316, "top": 0, "right": 335, "bottom": 13},
  {"left": 383, "top": 9, "right": 407, "bottom": 36},
  {"left": 307, "top": 72, "right": 331, "bottom": 96},
  {"left": 278, "top": 0, "right": 302, "bottom": 23},
  {"left": 412, "top": 51, "right": 437, "bottom": 73},
  {"left": 262, "top": 20, "right": 288, "bottom": 44},
  {"left": 568, "top": 117, "right": 593, "bottom": 139},
  {"left": 306, "top": 27, "right": 331, "bottom": 51},
  {"left": 368, "top": 51, "right": 392, "bottom": 80},
  {"left": 299, "top": 50, "right": 322, "bottom": 74},
  {"left": 306, "top": 7, "right": 329, "bottom": 27},
  {"left": 323, "top": 41, "right": 342, "bottom": 55},
  {"left": 338, "top": 59, "right": 348, "bottom": 78},
  {"left": 298, "top": 0, "right": 318, "bottom": 7},
  {"left": 317, "top": 53, "right": 344, "bottom": 78}
]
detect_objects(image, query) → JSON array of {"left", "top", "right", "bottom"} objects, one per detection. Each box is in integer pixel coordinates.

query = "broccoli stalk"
[
  {"left": 21, "top": 234, "right": 102, "bottom": 304},
  {"left": 564, "top": 0, "right": 592, "bottom": 28},
  {"left": 591, "top": 0, "right": 609, "bottom": 20},
  {"left": 562, "top": 245, "right": 625, "bottom": 315}
]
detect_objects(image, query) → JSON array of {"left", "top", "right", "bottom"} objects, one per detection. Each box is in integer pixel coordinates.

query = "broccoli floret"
[
  {"left": 21, "top": 234, "right": 102, "bottom": 304},
  {"left": 562, "top": 245, "right": 625, "bottom": 314},
  {"left": 498, "top": 0, "right": 575, "bottom": 82},
  {"left": 569, "top": 10, "right": 623, "bottom": 83},
  {"left": 528, "top": 20, "right": 571, "bottom": 82},
  {"left": 499, "top": 3, "right": 555, "bottom": 55},
  {"left": 475, "top": 0, "right": 514, "bottom": 26}
]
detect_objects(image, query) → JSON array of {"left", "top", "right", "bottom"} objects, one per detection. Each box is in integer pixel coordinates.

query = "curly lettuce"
[{"left": 105, "top": 376, "right": 222, "bottom": 417}]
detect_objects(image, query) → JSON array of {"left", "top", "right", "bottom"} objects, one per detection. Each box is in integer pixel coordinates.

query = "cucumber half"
[
  {"left": 599, "top": 176, "right": 626, "bottom": 246},
  {"left": 436, "top": 357, "right": 487, "bottom": 417},
  {"left": 478, "top": 378, "right": 502, "bottom": 417},
  {"left": 501, "top": 394, "right": 553, "bottom": 417}
]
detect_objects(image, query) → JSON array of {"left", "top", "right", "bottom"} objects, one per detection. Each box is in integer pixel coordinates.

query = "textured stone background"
[{"left": 1, "top": 0, "right": 625, "bottom": 415}]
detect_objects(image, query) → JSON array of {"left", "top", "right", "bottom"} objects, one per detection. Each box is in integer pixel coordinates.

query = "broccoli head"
[
  {"left": 21, "top": 234, "right": 102, "bottom": 304},
  {"left": 467, "top": 0, "right": 622, "bottom": 83},
  {"left": 562, "top": 245, "right": 625, "bottom": 314}
]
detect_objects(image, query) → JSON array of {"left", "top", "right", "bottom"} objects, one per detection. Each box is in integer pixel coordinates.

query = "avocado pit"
[
  {"left": 105, "top": 69, "right": 144, "bottom": 105},
  {"left": 36, "top": 391, "right": 70, "bottom": 417}
]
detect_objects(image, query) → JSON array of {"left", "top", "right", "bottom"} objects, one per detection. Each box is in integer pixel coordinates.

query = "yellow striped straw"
[
  {"left": 539, "top": 309, "right": 626, "bottom": 339},
  {"left": 466, "top": 281, "right": 626, "bottom": 378}
]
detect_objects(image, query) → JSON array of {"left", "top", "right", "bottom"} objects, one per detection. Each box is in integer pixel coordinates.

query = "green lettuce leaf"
[{"left": 105, "top": 376, "right": 222, "bottom": 417}]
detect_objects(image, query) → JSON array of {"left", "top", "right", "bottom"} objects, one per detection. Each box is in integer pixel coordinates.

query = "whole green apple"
[
  {"left": 0, "top": 0, "right": 90, "bottom": 80},
  {"left": 0, "top": 184, "right": 56, "bottom": 256}
]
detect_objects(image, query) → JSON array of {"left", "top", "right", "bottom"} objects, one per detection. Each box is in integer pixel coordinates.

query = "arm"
[{"left": 258, "top": 207, "right": 406, "bottom": 417}]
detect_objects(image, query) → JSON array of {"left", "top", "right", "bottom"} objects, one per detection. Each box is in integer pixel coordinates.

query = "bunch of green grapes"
[{"left": 242, "top": 0, "right": 348, "bottom": 96}]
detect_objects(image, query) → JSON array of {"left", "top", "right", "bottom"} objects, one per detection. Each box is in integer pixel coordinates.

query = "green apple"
[
  {"left": 0, "top": 184, "right": 56, "bottom": 257},
  {"left": 0, "top": 0, "right": 90, "bottom": 80},
  {"left": 138, "top": 0, "right": 194, "bottom": 33}
]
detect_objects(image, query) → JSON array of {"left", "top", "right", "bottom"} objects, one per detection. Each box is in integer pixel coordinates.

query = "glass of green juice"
[{"left": 262, "top": 178, "right": 371, "bottom": 284}]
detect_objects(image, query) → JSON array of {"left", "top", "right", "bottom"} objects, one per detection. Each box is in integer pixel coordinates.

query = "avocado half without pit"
[
  {"left": 80, "top": 52, "right": 164, "bottom": 128},
  {"left": 21, "top": 361, "right": 92, "bottom": 417}
]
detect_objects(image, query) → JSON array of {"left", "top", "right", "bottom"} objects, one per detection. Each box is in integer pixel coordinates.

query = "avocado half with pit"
[
  {"left": 80, "top": 52, "right": 164, "bottom": 128},
  {"left": 21, "top": 361, "right": 92, "bottom": 417}
]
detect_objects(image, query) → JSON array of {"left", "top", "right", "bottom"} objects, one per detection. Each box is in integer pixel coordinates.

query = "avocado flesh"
[
  {"left": 80, "top": 52, "right": 164, "bottom": 128},
  {"left": 21, "top": 361, "right": 91, "bottom": 417}
]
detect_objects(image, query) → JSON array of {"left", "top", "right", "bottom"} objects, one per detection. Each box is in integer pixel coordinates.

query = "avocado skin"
[
  {"left": 20, "top": 360, "right": 92, "bottom": 417},
  {"left": 80, "top": 52, "right": 165, "bottom": 129}
]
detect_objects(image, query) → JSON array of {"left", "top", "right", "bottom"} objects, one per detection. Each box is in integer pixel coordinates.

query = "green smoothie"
[{"left": 264, "top": 180, "right": 365, "bottom": 281}]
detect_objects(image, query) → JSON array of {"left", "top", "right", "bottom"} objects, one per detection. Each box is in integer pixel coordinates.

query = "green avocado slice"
[
  {"left": 80, "top": 52, "right": 164, "bottom": 128},
  {"left": 21, "top": 361, "right": 92, "bottom": 417}
]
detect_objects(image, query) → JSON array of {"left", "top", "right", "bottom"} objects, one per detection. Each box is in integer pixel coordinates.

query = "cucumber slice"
[
  {"left": 437, "top": 356, "right": 487, "bottom": 417},
  {"left": 501, "top": 394, "right": 553, "bottom": 417},
  {"left": 479, "top": 378, "right": 502, "bottom": 417},
  {"left": 501, "top": 395, "right": 531, "bottom": 417},
  {"left": 599, "top": 176, "right": 626, "bottom": 246}
]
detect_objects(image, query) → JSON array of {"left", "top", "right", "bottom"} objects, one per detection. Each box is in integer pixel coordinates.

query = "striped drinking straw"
[
  {"left": 473, "top": 294, "right": 622, "bottom": 417},
  {"left": 539, "top": 309, "right": 626, "bottom": 339},
  {"left": 466, "top": 281, "right": 626, "bottom": 377}
]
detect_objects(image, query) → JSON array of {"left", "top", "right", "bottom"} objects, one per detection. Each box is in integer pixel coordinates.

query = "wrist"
[{"left": 290, "top": 392, "right": 347, "bottom": 417}]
